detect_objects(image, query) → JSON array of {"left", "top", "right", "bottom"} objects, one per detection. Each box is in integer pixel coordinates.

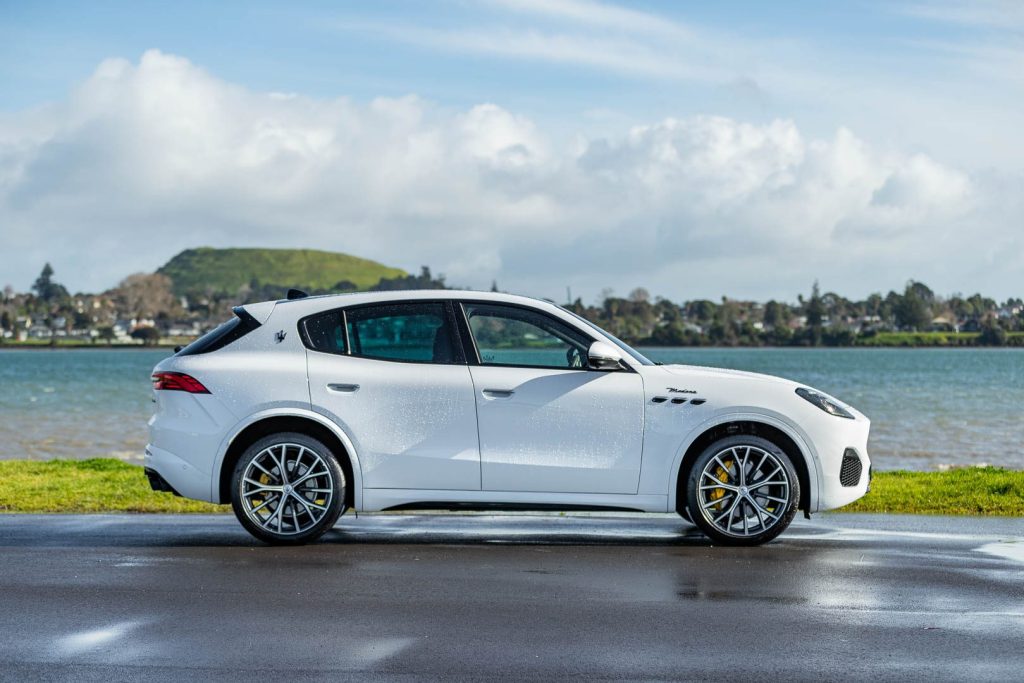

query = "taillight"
[{"left": 152, "top": 371, "right": 210, "bottom": 393}]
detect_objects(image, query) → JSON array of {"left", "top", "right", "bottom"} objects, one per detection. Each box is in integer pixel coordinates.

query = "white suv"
[{"left": 146, "top": 290, "right": 870, "bottom": 545}]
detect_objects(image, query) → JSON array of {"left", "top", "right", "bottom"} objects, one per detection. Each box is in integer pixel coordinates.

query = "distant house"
[{"left": 929, "top": 315, "right": 957, "bottom": 333}]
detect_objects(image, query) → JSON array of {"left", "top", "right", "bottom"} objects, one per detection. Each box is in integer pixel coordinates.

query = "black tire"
[
  {"left": 231, "top": 432, "right": 347, "bottom": 545},
  {"left": 684, "top": 434, "right": 799, "bottom": 546}
]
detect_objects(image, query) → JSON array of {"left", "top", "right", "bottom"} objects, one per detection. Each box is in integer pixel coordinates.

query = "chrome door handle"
[
  {"left": 482, "top": 389, "right": 514, "bottom": 399},
  {"left": 327, "top": 383, "right": 360, "bottom": 393}
]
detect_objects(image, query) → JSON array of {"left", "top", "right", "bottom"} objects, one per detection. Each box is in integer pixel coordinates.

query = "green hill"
[{"left": 158, "top": 247, "right": 407, "bottom": 296}]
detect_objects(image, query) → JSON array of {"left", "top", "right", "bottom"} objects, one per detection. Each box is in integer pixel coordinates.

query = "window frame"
[
  {"left": 456, "top": 300, "right": 622, "bottom": 372},
  {"left": 299, "top": 300, "right": 467, "bottom": 365}
]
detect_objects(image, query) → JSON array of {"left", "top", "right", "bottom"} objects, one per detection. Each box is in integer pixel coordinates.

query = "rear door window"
[{"left": 346, "top": 302, "right": 463, "bottom": 364}]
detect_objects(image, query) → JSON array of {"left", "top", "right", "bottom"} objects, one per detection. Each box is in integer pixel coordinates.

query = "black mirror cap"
[{"left": 287, "top": 288, "right": 310, "bottom": 300}]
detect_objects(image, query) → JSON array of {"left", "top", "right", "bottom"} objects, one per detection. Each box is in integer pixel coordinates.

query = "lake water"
[{"left": 0, "top": 348, "right": 1020, "bottom": 471}]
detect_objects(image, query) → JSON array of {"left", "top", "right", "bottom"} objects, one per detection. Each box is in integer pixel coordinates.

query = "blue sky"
[{"left": 1, "top": 0, "right": 1022, "bottom": 300}]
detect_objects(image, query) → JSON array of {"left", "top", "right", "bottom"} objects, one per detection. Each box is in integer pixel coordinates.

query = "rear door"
[
  {"left": 305, "top": 300, "right": 480, "bottom": 491},
  {"left": 460, "top": 302, "right": 645, "bottom": 494}
]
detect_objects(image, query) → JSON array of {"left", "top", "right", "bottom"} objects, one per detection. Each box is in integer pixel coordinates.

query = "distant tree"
[
  {"left": 97, "top": 326, "right": 116, "bottom": 346},
  {"left": 32, "top": 263, "right": 69, "bottom": 303},
  {"left": 803, "top": 281, "right": 825, "bottom": 346},
  {"left": 112, "top": 273, "right": 179, "bottom": 320},
  {"left": 977, "top": 320, "right": 1007, "bottom": 346},
  {"left": 687, "top": 300, "right": 717, "bottom": 323},
  {"left": 907, "top": 280, "right": 936, "bottom": 306},
  {"left": 629, "top": 287, "right": 650, "bottom": 304},
  {"left": 130, "top": 326, "right": 161, "bottom": 346},
  {"left": 490, "top": 280, "right": 499, "bottom": 293},
  {"left": 763, "top": 300, "right": 788, "bottom": 329},
  {"left": 895, "top": 283, "right": 932, "bottom": 331}
]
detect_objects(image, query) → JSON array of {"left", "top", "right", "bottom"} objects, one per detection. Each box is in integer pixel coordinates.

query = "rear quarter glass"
[{"left": 176, "top": 306, "right": 261, "bottom": 356}]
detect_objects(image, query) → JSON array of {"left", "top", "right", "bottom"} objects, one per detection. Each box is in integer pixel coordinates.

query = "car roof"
[{"left": 259, "top": 289, "right": 566, "bottom": 319}]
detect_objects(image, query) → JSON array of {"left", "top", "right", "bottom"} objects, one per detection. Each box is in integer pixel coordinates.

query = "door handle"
[
  {"left": 482, "top": 389, "right": 514, "bottom": 399},
  {"left": 327, "top": 383, "right": 360, "bottom": 393}
]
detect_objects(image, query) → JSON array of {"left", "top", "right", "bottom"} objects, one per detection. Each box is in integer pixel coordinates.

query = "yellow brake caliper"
[
  {"left": 250, "top": 472, "right": 270, "bottom": 511},
  {"left": 708, "top": 459, "right": 732, "bottom": 511}
]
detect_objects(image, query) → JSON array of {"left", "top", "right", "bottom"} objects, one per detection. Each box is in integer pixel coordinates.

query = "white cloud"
[{"left": 0, "top": 51, "right": 1018, "bottom": 301}]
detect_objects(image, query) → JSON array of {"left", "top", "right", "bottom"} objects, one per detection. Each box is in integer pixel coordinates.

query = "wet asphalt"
[{"left": 0, "top": 512, "right": 1022, "bottom": 682}]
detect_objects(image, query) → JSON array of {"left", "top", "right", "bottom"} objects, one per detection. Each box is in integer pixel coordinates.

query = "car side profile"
[{"left": 146, "top": 290, "right": 871, "bottom": 545}]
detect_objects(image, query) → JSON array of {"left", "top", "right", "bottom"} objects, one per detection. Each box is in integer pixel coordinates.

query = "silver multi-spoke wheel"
[
  {"left": 239, "top": 442, "right": 335, "bottom": 536},
  {"left": 696, "top": 444, "right": 791, "bottom": 538}
]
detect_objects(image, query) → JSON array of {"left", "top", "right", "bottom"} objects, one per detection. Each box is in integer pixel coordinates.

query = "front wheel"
[
  {"left": 685, "top": 435, "right": 800, "bottom": 546},
  {"left": 231, "top": 432, "right": 346, "bottom": 544}
]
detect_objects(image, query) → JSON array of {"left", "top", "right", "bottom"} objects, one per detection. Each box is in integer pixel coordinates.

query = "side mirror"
[{"left": 588, "top": 341, "right": 623, "bottom": 371}]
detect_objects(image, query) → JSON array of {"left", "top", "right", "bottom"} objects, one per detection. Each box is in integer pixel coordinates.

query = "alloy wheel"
[
  {"left": 239, "top": 443, "right": 335, "bottom": 536},
  {"left": 696, "top": 444, "right": 791, "bottom": 538}
]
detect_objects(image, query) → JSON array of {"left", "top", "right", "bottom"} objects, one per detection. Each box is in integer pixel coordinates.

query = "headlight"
[{"left": 796, "top": 387, "right": 855, "bottom": 419}]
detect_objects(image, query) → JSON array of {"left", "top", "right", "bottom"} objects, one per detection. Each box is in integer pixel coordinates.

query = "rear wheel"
[
  {"left": 230, "top": 432, "right": 346, "bottom": 544},
  {"left": 685, "top": 435, "right": 799, "bottom": 546}
]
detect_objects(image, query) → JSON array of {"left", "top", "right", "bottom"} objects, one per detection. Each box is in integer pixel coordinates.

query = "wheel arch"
[
  {"left": 214, "top": 410, "right": 362, "bottom": 509},
  {"left": 669, "top": 415, "right": 818, "bottom": 515}
]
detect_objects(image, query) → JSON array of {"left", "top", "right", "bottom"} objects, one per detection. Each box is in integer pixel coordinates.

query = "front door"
[
  {"left": 306, "top": 301, "right": 480, "bottom": 490},
  {"left": 461, "top": 302, "right": 645, "bottom": 494}
]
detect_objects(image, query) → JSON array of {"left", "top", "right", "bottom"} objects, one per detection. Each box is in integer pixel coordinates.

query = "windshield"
[{"left": 563, "top": 309, "right": 655, "bottom": 366}]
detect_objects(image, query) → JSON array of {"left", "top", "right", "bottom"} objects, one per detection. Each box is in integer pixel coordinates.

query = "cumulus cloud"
[{"left": 0, "top": 51, "right": 1017, "bottom": 300}]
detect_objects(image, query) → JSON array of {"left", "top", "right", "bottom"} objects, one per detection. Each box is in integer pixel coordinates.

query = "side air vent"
[
  {"left": 689, "top": 399, "right": 706, "bottom": 406},
  {"left": 651, "top": 396, "right": 668, "bottom": 404},
  {"left": 839, "top": 448, "right": 863, "bottom": 487},
  {"left": 670, "top": 398, "right": 687, "bottom": 404}
]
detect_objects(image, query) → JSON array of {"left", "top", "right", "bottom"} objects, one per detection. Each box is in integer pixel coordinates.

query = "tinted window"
[
  {"left": 303, "top": 311, "right": 346, "bottom": 354},
  {"left": 464, "top": 304, "right": 591, "bottom": 369},
  {"left": 347, "top": 302, "right": 460, "bottom": 364}
]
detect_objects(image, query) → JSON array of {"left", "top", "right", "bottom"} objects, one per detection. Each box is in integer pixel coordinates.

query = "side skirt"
[{"left": 362, "top": 489, "right": 669, "bottom": 514}]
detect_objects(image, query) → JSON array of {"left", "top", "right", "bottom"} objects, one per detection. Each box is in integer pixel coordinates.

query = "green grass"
[
  {"left": 836, "top": 467, "right": 1024, "bottom": 516},
  {"left": 855, "top": 331, "right": 980, "bottom": 346},
  {"left": 0, "top": 459, "right": 225, "bottom": 513},
  {"left": 855, "top": 331, "right": 1024, "bottom": 347},
  {"left": 158, "top": 246, "right": 406, "bottom": 295},
  {"left": 1, "top": 459, "right": 1022, "bottom": 516}
]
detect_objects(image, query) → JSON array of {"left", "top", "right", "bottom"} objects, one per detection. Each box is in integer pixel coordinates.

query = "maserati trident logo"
[
  {"left": 275, "top": 330, "right": 287, "bottom": 343},
  {"left": 666, "top": 387, "right": 697, "bottom": 394}
]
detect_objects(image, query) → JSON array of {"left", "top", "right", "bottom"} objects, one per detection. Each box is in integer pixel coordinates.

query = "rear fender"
[{"left": 213, "top": 408, "right": 364, "bottom": 508}]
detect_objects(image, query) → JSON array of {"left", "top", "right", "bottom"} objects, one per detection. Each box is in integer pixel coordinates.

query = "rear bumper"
[
  {"left": 144, "top": 466, "right": 182, "bottom": 496},
  {"left": 144, "top": 444, "right": 216, "bottom": 502}
]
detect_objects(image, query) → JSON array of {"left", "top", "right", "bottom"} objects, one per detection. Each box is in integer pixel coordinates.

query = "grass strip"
[
  {"left": 835, "top": 466, "right": 1024, "bottom": 516},
  {"left": 0, "top": 459, "right": 1022, "bottom": 516},
  {"left": 0, "top": 459, "right": 225, "bottom": 513}
]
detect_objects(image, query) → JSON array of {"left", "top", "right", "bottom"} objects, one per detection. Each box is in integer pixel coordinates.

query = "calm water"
[{"left": 0, "top": 348, "right": 1020, "bottom": 470}]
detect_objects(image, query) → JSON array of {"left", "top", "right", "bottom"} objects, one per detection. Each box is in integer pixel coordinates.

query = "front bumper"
[{"left": 810, "top": 418, "right": 872, "bottom": 512}]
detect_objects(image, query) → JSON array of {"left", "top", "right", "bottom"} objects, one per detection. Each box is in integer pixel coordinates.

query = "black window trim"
[
  {"left": 299, "top": 299, "right": 467, "bottom": 366},
  {"left": 456, "top": 299, "right": 633, "bottom": 373}
]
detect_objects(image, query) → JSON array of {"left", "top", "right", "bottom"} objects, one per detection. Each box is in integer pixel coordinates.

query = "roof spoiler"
[{"left": 286, "top": 288, "right": 309, "bottom": 300}]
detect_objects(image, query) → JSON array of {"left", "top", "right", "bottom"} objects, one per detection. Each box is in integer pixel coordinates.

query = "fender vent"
[{"left": 839, "top": 449, "right": 863, "bottom": 487}]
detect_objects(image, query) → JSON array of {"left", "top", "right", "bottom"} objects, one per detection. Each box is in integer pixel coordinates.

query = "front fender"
[
  {"left": 211, "top": 407, "right": 365, "bottom": 509},
  {"left": 665, "top": 409, "right": 822, "bottom": 514}
]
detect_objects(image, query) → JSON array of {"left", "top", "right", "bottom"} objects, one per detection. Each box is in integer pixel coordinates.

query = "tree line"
[{"left": 1, "top": 263, "right": 1021, "bottom": 347}]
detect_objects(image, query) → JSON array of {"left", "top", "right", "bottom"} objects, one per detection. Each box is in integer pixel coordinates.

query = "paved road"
[{"left": 0, "top": 513, "right": 1022, "bottom": 682}]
